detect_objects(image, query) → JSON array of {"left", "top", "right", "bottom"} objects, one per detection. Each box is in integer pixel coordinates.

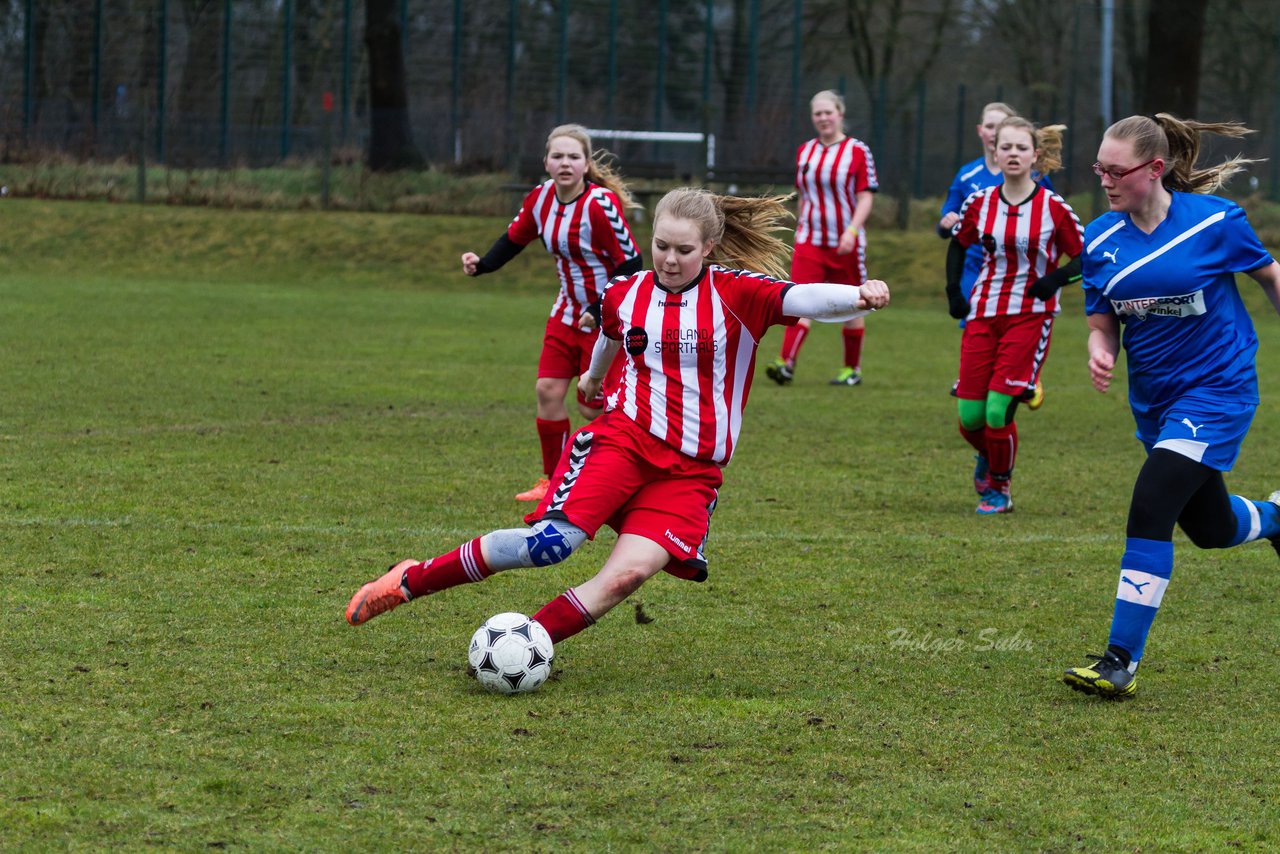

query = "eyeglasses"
[{"left": 1091, "top": 158, "right": 1157, "bottom": 181}]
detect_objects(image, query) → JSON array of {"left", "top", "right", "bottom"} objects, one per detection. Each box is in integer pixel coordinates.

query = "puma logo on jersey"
[
  {"left": 1181, "top": 418, "right": 1204, "bottom": 438},
  {"left": 1101, "top": 247, "right": 1120, "bottom": 263}
]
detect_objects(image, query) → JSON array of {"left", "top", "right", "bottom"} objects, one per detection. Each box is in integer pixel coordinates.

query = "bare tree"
[
  {"left": 170, "top": 0, "right": 221, "bottom": 167},
  {"left": 365, "top": 0, "right": 422, "bottom": 170},
  {"left": 971, "top": 0, "right": 1077, "bottom": 121},
  {"left": 1141, "top": 0, "right": 1207, "bottom": 117}
]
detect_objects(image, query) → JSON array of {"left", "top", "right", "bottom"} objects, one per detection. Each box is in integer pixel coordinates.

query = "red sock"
[
  {"left": 533, "top": 588, "right": 595, "bottom": 644},
  {"left": 986, "top": 422, "right": 1018, "bottom": 479},
  {"left": 536, "top": 417, "right": 571, "bottom": 478},
  {"left": 780, "top": 323, "right": 809, "bottom": 364},
  {"left": 842, "top": 327, "right": 865, "bottom": 370},
  {"left": 403, "top": 537, "right": 491, "bottom": 598},
  {"left": 959, "top": 423, "right": 987, "bottom": 456}
]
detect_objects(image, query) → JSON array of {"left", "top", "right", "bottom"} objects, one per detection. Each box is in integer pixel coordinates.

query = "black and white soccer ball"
[{"left": 467, "top": 612, "right": 554, "bottom": 694}]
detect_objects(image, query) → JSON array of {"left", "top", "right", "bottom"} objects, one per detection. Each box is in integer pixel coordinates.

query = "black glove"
[
  {"left": 1027, "top": 277, "right": 1061, "bottom": 301},
  {"left": 1027, "top": 256, "right": 1082, "bottom": 302},
  {"left": 946, "top": 284, "right": 968, "bottom": 319}
]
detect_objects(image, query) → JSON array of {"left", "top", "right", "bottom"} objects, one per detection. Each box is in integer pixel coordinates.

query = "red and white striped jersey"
[
  {"left": 508, "top": 180, "right": 641, "bottom": 327},
  {"left": 600, "top": 265, "right": 793, "bottom": 466},
  {"left": 794, "top": 137, "right": 879, "bottom": 248},
  {"left": 952, "top": 185, "right": 1084, "bottom": 319}
]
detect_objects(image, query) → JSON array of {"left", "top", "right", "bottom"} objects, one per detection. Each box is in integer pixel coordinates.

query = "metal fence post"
[
  {"left": 791, "top": 0, "right": 802, "bottom": 134},
  {"left": 607, "top": 0, "right": 618, "bottom": 130},
  {"left": 281, "top": 0, "right": 294, "bottom": 161},
  {"left": 23, "top": 0, "right": 32, "bottom": 139},
  {"left": 92, "top": 0, "right": 102, "bottom": 144},
  {"left": 556, "top": 0, "right": 568, "bottom": 125},
  {"left": 157, "top": 0, "right": 167, "bottom": 162},
  {"left": 220, "top": 0, "right": 232, "bottom": 164},
  {"left": 341, "top": 0, "right": 352, "bottom": 146},
  {"left": 452, "top": 0, "right": 463, "bottom": 163},
  {"left": 914, "top": 80, "right": 925, "bottom": 198}
]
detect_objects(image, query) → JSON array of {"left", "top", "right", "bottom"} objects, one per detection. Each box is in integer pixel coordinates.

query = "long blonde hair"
[
  {"left": 1105, "top": 114, "right": 1258, "bottom": 193},
  {"left": 652, "top": 188, "right": 793, "bottom": 280},
  {"left": 996, "top": 116, "right": 1067, "bottom": 174},
  {"left": 545, "top": 123, "right": 641, "bottom": 210},
  {"left": 981, "top": 102, "right": 1018, "bottom": 121}
]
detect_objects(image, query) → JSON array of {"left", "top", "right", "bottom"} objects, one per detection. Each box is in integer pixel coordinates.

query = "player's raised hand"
[
  {"left": 859, "top": 279, "right": 890, "bottom": 310},
  {"left": 461, "top": 251, "right": 481, "bottom": 276}
]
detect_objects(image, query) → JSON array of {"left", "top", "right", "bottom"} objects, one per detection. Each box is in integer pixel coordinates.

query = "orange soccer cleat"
[
  {"left": 514, "top": 477, "right": 551, "bottom": 502},
  {"left": 345, "top": 559, "right": 416, "bottom": 626}
]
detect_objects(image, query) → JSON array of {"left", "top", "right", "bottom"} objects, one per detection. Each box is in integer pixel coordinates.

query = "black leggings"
[{"left": 1127, "top": 449, "right": 1237, "bottom": 548}]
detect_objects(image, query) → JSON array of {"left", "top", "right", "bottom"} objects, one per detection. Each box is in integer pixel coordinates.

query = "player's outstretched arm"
[
  {"left": 782, "top": 281, "right": 889, "bottom": 323},
  {"left": 463, "top": 234, "right": 526, "bottom": 277},
  {"left": 1247, "top": 260, "right": 1280, "bottom": 317}
]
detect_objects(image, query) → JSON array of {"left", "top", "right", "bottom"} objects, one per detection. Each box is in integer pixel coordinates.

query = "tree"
[
  {"left": 364, "top": 0, "right": 422, "bottom": 171},
  {"left": 1140, "top": 0, "right": 1207, "bottom": 117},
  {"left": 172, "top": 0, "right": 221, "bottom": 167}
]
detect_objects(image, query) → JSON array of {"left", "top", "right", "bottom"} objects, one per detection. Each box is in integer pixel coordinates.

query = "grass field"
[{"left": 2, "top": 198, "right": 1279, "bottom": 851}]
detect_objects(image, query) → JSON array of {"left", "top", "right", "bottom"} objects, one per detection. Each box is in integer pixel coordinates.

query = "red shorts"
[
  {"left": 957, "top": 313, "right": 1055, "bottom": 399},
  {"left": 524, "top": 411, "right": 723, "bottom": 581},
  {"left": 791, "top": 239, "right": 866, "bottom": 286},
  {"left": 537, "top": 316, "right": 604, "bottom": 409}
]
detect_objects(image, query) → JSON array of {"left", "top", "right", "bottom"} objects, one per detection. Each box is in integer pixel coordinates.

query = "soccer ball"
[{"left": 467, "top": 612, "right": 554, "bottom": 694}]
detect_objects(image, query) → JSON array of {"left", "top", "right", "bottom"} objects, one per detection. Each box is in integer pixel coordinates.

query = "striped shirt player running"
[
  {"left": 347, "top": 188, "right": 890, "bottom": 665},
  {"left": 938, "top": 101, "right": 1054, "bottom": 409},
  {"left": 766, "top": 90, "right": 879, "bottom": 387},
  {"left": 945, "top": 117, "right": 1083, "bottom": 514},
  {"left": 1062, "top": 114, "right": 1280, "bottom": 699},
  {"left": 461, "top": 124, "right": 643, "bottom": 502}
]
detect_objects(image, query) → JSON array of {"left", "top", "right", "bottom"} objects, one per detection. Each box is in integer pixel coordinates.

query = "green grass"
[{"left": 2, "top": 199, "right": 1279, "bottom": 851}]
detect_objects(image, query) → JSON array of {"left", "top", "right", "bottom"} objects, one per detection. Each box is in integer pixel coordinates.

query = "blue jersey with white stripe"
[
  {"left": 942, "top": 157, "right": 1055, "bottom": 291},
  {"left": 1082, "top": 191, "right": 1273, "bottom": 416}
]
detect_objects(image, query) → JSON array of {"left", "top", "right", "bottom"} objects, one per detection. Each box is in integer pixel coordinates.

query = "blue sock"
[
  {"left": 1107, "top": 537, "right": 1174, "bottom": 667},
  {"left": 1226, "top": 494, "right": 1280, "bottom": 546}
]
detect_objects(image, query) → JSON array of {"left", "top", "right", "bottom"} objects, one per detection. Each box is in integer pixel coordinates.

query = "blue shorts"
[{"left": 1134, "top": 398, "right": 1256, "bottom": 471}]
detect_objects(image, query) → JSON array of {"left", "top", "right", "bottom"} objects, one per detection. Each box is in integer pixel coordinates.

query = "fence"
[{"left": 2, "top": 0, "right": 1278, "bottom": 203}]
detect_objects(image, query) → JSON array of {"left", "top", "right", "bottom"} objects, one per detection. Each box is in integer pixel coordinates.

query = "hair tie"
[{"left": 1148, "top": 113, "right": 1162, "bottom": 125}]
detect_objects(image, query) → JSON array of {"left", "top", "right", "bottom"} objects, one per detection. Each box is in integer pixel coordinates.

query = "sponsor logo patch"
[
  {"left": 625, "top": 326, "right": 649, "bottom": 355},
  {"left": 1110, "top": 290, "right": 1206, "bottom": 320}
]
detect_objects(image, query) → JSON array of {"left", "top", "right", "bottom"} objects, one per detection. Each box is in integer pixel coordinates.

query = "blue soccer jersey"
[
  {"left": 1082, "top": 192, "right": 1274, "bottom": 418},
  {"left": 943, "top": 157, "right": 1056, "bottom": 294}
]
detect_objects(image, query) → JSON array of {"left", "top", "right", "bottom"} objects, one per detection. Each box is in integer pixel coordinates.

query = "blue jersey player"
[
  {"left": 939, "top": 102, "right": 1054, "bottom": 407},
  {"left": 1062, "top": 114, "right": 1280, "bottom": 699}
]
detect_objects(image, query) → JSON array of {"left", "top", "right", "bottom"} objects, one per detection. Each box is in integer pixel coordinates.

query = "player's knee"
[
  {"left": 957, "top": 399, "right": 985, "bottom": 432},
  {"left": 578, "top": 403, "right": 602, "bottom": 420},
  {"left": 600, "top": 565, "right": 652, "bottom": 600},
  {"left": 985, "top": 395, "right": 1016, "bottom": 429},
  {"left": 535, "top": 377, "right": 564, "bottom": 407},
  {"left": 524, "top": 519, "right": 587, "bottom": 567},
  {"left": 1181, "top": 524, "right": 1230, "bottom": 550}
]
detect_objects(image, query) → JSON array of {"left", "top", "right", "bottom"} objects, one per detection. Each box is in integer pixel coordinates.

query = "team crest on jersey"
[
  {"left": 981, "top": 233, "right": 997, "bottom": 254},
  {"left": 625, "top": 326, "right": 649, "bottom": 355},
  {"left": 1111, "top": 290, "right": 1207, "bottom": 320}
]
